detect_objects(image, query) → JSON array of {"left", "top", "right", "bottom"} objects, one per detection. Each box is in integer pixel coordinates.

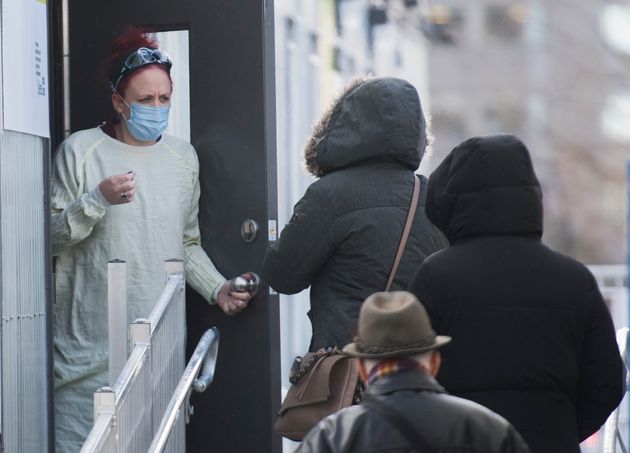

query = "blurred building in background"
[{"left": 424, "top": 0, "right": 630, "bottom": 265}]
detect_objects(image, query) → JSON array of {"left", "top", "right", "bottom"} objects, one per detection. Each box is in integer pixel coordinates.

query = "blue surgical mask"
[{"left": 123, "top": 103, "right": 170, "bottom": 142}]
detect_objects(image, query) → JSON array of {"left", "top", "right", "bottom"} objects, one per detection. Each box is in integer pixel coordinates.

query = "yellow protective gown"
[{"left": 51, "top": 126, "right": 225, "bottom": 451}]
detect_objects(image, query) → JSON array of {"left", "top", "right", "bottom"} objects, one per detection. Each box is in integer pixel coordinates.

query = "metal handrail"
[
  {"left": 80, "top": 331, "right": 153, "bottom": 452},
  {"left": 603, "top": 327, "right": 629, "bottom": 453},
  {"left": 192, "top": 328, "right": 220, "bottom": 393},
  {"left": 112, "top": 344, "right": 151, "bottom": 404},
  {"left": 148, "top": 274, "right": 185, "bottom": 335},
  {"left": 81, "top": 407, "right": 116, "bottom": 452},
  {"left": 148, "top": 327, "right": 220, "bottom": 453},
  {"left": 81, "top": 267, "right": 186, "bottom": 452}
]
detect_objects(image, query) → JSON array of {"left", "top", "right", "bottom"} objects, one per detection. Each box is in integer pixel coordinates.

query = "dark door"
[{"left": 50, "top": 1, "right": 280, "bottom": 451}]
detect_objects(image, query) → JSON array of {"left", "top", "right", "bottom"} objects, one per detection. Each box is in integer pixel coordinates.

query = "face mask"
[{"left": 123, "top": 102, "right": 170, "bottom": 142}]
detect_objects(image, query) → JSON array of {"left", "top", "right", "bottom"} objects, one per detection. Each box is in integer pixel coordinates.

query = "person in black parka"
[
  {"left": 263, "top": 77, "right": 447, "bottom": 351},
  {"left": 408, "top": 134, "right": 625, "bottom": 453}
]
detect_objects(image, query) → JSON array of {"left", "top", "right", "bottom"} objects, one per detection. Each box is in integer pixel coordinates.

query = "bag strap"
[
  {"left": 361, "top": 395, "right": 434, "bottom": 451},
  {"left": 385, "top": 174, "right": 420, "bottom": 291},
  {"left": 289, "top": 347, "right": 339, "bottom": 384}
]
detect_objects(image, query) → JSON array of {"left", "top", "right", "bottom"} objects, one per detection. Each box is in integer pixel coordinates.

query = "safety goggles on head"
[{"left": 113, "top": 47, "right": 172, "bottom": 88}]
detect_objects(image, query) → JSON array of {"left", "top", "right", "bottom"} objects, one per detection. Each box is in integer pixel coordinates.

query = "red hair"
[{"left": 99, "top": 26, "right": 171, "bottom": 96}]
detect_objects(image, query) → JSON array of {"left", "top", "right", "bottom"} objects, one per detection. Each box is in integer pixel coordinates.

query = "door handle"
[{"left": 241, "top": 219, "right": 259, "bottom": 243}]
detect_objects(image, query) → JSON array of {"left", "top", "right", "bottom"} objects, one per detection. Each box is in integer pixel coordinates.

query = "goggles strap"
[{"left": 113, "top": 47, "right": 171, "bottom": 89}]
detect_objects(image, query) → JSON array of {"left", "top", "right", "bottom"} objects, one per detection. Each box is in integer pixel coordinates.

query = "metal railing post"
[
  {"left": 603, "top": 327, "right": 629, "bottom": 453},
  {"left": 108, "top": 259, "right": 128, "bottom": 386},
  {"left": 164, "top": 258, "right": 184, "bottom": 283},
  {"left": 131, "top": 319, "right": 152, "bottom": 345},
  {"left": 80, "top": 386, "right": 117, "bottom": 453},
  {"left": 93, "top": 386, "right": 116, "bottom": 428}
]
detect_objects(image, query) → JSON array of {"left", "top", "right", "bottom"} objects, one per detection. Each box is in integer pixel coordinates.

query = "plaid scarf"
[{"left": 366, "top": 357, "right": 426, "bottom": 386}]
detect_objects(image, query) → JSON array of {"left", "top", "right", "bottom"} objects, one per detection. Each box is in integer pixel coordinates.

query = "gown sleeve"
[
  {"left": 182, "top": 164, "right": 227, "bottom": 305},
  {"left": 51, "top": 140, "right": 109, "bottom": 256}
]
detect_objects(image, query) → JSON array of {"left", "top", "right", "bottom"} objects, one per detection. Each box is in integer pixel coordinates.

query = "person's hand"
[
  {"left": 99, "top": 171, "right": 136, "bottom": 205},
  {"left": 216, "top": 281, "right": 252, "bottom": 316}
]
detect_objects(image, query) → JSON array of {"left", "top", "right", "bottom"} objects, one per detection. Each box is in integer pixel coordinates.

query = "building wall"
[
  {"left": 426, "top": 0, "right": 629, "bottom": 265},
  {"left": 0, "top": 4, "right": 51, "bottom": 451}
]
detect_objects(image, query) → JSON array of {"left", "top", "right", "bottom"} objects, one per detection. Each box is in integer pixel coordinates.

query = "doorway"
[{"left": 50, "top": 1, "right": 280, "bottom": 451}]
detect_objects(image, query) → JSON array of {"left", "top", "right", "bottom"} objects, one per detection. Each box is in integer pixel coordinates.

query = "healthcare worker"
[{"left": 51, "top": 28, "right": 251, "bottom": 451}]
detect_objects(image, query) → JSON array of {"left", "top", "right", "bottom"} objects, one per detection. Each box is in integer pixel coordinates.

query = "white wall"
[{"left": 0, "top": 3, "right": 51, "bottom": 450}]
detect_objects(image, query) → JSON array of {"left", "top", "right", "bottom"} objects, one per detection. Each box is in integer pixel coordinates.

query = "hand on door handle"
[
  {"left": 216, "top": 272, "right": 259, "bottom": 316},
  {"left": 229, "top": 272, "right": 260, "bottom": 297}
]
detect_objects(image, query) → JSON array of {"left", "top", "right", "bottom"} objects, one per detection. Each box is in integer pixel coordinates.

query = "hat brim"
[{"left": 342, "top": 335, "right": 452, "bottom": 359}]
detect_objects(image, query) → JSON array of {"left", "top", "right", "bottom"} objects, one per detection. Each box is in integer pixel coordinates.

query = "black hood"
[
  {"left": 426, "top": 134, "right": 543, "bottom": 242},
  {"left": 304, "top": 77, "right": 426, "bottom": 177}
]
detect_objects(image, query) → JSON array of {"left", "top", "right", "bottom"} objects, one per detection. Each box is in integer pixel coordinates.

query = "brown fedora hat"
[{"left": 343, "top": 291, "right": 451, "bottom": 358}]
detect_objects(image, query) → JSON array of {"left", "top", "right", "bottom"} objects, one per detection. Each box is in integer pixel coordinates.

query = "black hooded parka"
[
  {"left": 408, "top": 134, "right": 624, "bottom": 452},
  {"left": 263, "top": 77, "right": 447, "bottom": 351}
]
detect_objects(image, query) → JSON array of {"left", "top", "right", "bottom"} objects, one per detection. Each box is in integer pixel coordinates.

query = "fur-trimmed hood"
[{"left": 304, "top": 77, "right": 427, "bottom": 177}]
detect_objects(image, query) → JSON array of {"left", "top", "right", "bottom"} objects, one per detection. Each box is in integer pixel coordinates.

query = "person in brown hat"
[{"left": 296, "top": 291, "right": 531, "bottom": 453}]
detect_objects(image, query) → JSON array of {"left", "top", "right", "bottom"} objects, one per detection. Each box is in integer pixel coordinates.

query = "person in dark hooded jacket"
[
  {"left": 408, "top": 134, "right": 624, "bottom": 453},
  {"left": 262, "top": 77, "right": 447, "bottom": 351}
]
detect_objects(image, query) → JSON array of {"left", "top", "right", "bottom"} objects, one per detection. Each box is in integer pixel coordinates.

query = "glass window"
[
  {"left": 485, "top": 4, "right": 527, "bottom": 41},
  {"left": 155, "top": 30, "right": 190, "bottom": 142},
  {"left": 600, "top": 4, "right": 630, "bottom": 55},
  {"left": 422, "top": 5, "right": 464, "bottom": 45},
  {"left": 484, "top": 104, "right": 525, "bottom": 135},
  {"left": 601, "top": 93, "right": 630, "bottom": 143}
]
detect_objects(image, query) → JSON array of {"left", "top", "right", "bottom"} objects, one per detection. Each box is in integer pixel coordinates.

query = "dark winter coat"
[
  {"left": 408, "top": 134, "right": 625, "bottom": 453},
  {"left": 296, "top": 370, "right": 531, "bottom": 453},
  {"left": 262, "top": 77, "right": 447, "bottom": 350}
]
